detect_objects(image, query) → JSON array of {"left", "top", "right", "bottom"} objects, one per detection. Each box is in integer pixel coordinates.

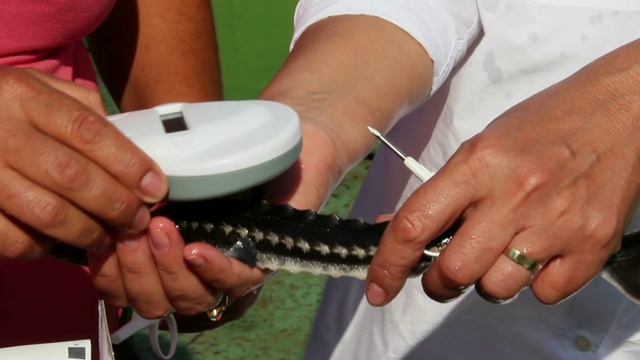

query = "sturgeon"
[{"left": 49, "top": 199, "right": 640, "bottom": 299}]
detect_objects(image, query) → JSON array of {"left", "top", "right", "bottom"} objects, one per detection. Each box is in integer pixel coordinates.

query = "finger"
[
  {"left": 115, "top": 231, "right": 173, "bottom": 319},
  {"left": 475, "top": 238, "right": 543, "bottom": 303},
  {"left": 21, "top": 68, "right": 108, "bottom": 115},
  {"left": 530, "top": 253, "right": 603, "bottom": 304},
  {"left": 147, "top": 217, "right": 218, "bottom": 316},
  {"left": 1, "top": 126, "right": 150, "bottom": 233},
  {"left": 3, "top": 68, "right": 167, "bottom": 203},
  {"left": 183, "top": 242, "right": 268, "bottom": 298},
  {"left": 88, "top": 246, "right": 128, "bottom": 308},
  {"left": 0, "top": 168, "right": 111, "bottom": 251},
  {"left": 365, "top": 169, "right": 472, "bottom": 306},
  {"left": 421, "top": 202, "right": 516, "bottom": 302},
  {"left": 374, "top": 213, "right": 394, "bottom": 223},
  {"left": 0, "top": 212, "right": 55, "bottom": 258}
]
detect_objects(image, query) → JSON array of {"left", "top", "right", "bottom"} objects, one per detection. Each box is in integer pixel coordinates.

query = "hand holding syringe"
[{"left": 367, "top": 126, "right": 447, "bottom": 258}]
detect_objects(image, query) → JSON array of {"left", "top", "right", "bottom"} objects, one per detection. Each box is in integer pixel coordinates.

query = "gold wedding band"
[
  {"left": 205, "top": 292, "right": 229, "bottom": 322},
  {"left": 503, "top": 246, "right": 542, "bottom": 272}
]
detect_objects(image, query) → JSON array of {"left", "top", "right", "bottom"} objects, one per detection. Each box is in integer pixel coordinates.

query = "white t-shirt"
[{"left": 294, "top": 1, "right": 640, "bottom": 359}]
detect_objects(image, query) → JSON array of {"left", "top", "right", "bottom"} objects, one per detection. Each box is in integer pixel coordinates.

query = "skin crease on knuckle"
[
  {"left": 45, "top": 152, "right": 93, "bottom": 194},
  {"left": 146, "top": 271, "right": 209, "bottom": 315},
  {"left": 24, "top": 191, "right": 74, "bottom": 235},
  {"left": 13, "top": 185, "right": 106, "bottom": 247},
  {"left": 44, "top": 143, "right": 141, "bottom": 227},
  {"left": 385, "top": 210, "right": 431, "bottom": 268},
  {"left": 152, "top": 270, "right": 214, "bottom": 313},
  {"left": 56, "top": 96, "right": 157, "bottom": 189},
  {"left": 64, "top": 107, "right": 110, "bottom": 151},
  {"left": 390, "top": 206, "right": 431, "bottom": 248},
  {"left": 432, "top": 246, "right": 477, "bottom": 291},
  {"left": 103, "top": 195, "right": 136, "bottom": 225},
  {"left": 118, "top": 257, "right": 153, "bottom": 281},
  {"left": 89, "top": 263, "right": 129, "bottom": 308},
  {"left": 1, "top": 229, "right": 48, "bottom": 259}
]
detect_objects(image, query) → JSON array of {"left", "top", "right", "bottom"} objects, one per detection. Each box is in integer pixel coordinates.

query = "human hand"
[
  {"left": 366, "top": 58, "right": 640, "bottom": 306},
  {"left": 148, "top": 120, "right": 344, "bottom": 326},
  {"left": 88, "top": 216, "right": 264, "bottom": 329},
  {"left": 0, "top": 67, "right": 167, "bottom": 259},
  {"left": 168, "top": 9, "right": 436, "bottom": 320}
]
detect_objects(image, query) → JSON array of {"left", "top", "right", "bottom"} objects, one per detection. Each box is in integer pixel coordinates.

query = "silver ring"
[
  {"left": 205, "top": 292, "right": 229, "bottom": 322},
  {"left": 503, "top": 246, "right": 542, "bottom": 272}
]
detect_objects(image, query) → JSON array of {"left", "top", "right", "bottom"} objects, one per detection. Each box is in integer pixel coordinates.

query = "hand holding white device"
[{"left": 108, "top": 101, "right": 302, "bottom": 201}]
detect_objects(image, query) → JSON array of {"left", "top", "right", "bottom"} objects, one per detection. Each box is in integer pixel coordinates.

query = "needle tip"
[
  {"left": 367, "top": 125, "right": 408, "bottom": 161},
  {"left": 367, "top": 126, "right": 382, "bottom": 138}
]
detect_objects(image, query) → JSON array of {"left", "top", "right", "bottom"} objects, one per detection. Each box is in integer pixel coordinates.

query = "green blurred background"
[{"left": 212, "top": 0, "right": 299, "bottom": 100}]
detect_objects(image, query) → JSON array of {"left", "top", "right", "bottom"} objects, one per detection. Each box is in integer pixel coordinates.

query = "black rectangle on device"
[
  {"left": 161, "top": 112, "right": 188, "bottom": 133},
  {"left": 68, "top": 346, "right": 86, "bottom": 359}
]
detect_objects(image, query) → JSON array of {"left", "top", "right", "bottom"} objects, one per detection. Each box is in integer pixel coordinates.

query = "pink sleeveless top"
[
  {"left": 0, "top": 0, "right": 116, "bottom": 88},
  {"left": 0, "top": 1, "right": 119, "bottom": 356}
]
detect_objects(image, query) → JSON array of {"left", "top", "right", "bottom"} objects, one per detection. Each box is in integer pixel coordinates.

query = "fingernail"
[
  {"left": 130, "top": 207, "right": 150, "bottom": 233},
  {"left": 140, "top": 171, "right": 166, "bottom": 201},
  {"left": 375, "top": 214, "right": 394, "bottom": 223},
  {"left": 366, "top": 283, "right": 387, "bottom": 306},
  {"left": 186, "top": 252, "right": 205, "bottom": 268},
  {"left": 150, "top": 228, "right": 170, "bottom": 253}
]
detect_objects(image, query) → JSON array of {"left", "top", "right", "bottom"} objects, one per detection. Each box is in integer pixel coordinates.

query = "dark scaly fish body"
[
  {"left": 171, "top": 201, "right": 392, "bottom": 278},
  {"left": 604, "top": 229, "right": 640, "bottom": 300},
  {"left": 50, "top": 199, "right": 640, "bottom": 299},
  {"left": 50, "top": 199, "right": 454, "bottom": 279},
  {"left": 160, "top": 200, "right": 454, "bottom": 279}
]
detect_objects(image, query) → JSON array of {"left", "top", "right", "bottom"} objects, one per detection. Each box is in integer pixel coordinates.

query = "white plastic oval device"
[{"left": 107, "top": 100, "right": 302, "bottom": 201}]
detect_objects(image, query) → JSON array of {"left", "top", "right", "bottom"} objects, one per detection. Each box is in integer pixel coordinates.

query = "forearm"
[
  {"left": 88, "top": 0, "right": 222, "bottom": 111},
  {"left": 260, "top": 15, "right": 433, "bottom": 180}
]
